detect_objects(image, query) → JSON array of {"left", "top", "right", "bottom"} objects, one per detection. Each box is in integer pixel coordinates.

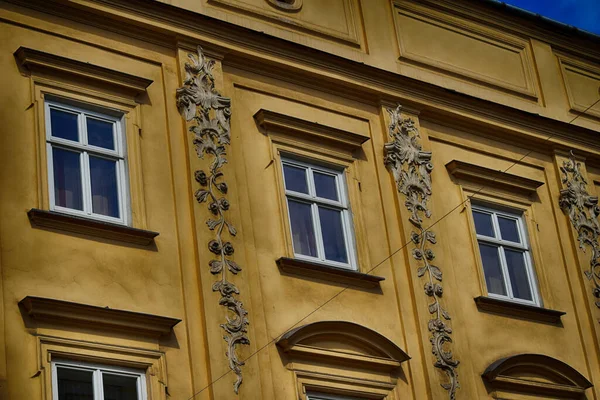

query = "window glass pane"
[
  {"left": 283, "top": 164, "right": 308, "bottom": 194},
  {"left": 472, "top": 210, "right": 495, "bottom": 237},
  {"left": 314, "top": 172, "right": 338, "bottom": 201},
  {"left": 57, "top": 367, "right": 94, "bottom": 400},
  {"left": 288, "top": 200, "right": 317, "bottom": 257},
  {"left": 479, "top": 243, "right": 507, "bottom": 296},
  {"left": 318, "top": 207, "right": 348, "bottom": 264},
  {"left": 103, "top": 373, "right": 139, "bottom": 400},
  {"left": 53, "top": 148, "right": 83, "bottom": 211},
  {"left": 87, "top": 118, "right": 115, "bottom": 150},
  {"left": 90, "top": 156, "right": 120, "bottom": 218},
  {"left": 498, "top": 216, "right": 521, "bottom": 243},
  {"left": 504, "top": 249, "right": 533, "bottom": 301},
  {"left": 51, "top": 108, "right": 79, "bottom": 142}
]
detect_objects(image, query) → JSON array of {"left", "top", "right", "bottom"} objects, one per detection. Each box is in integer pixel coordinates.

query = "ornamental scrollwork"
[
  {"left": 384, "top": 105, "right": 459, "bottom": 399},
  {"left": 176, "top": 46, "right": 250, "bottom": 394},
  {"left": 559, "top": 152, "right": 600, "bottom": 314}
]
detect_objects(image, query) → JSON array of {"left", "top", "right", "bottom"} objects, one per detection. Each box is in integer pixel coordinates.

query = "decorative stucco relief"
[
  {"left": 266, "top": 0, "right": 303, "bottom": 11},
  {"left": 177, "top": 46, "right": 250, "bottom": 394},
  {"left": 384, "top": 105, "right": 460, "bottom": 399},
  {"left": 559, "top": 153, "right": 600, "bottom": 315}
]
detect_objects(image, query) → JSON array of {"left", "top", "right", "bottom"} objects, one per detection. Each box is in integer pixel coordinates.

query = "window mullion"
[
  {"left": 341, "top": 209, "right": 356, "bottom": 269},
  {"left": 117, "top": 159, "right": 126, "bottom": 225},
  {"left": 523, "top": 251, "right": 540, "bottom": 305},
  {"left": 497, "top": 245, "right": 514, "bottom": 299},
  {"left": 94, "top": 369, "right": 103, "bottom": 400},
  {"left": 312, "top": 203, "right": 326, "bottom": 261},
  {"left": 82, "top": 152, "right": 93, "bottom": 215}
]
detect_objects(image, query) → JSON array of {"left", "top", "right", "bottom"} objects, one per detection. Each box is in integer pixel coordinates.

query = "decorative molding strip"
[
  {"left": 20, "top": 296, "right": 180, "bottom": 337},
  {"left": 474, "top": 296, "right": 565, "bottom": 325},
  {"left": 558, "top": 152, "right": 600, "bottom": 316},
  {"left": 14, "top": 47, "right": 153, "bottom": 97},
  {"left": 254, "top": 109, "right": 370, "bottom": 152},
  {"left": 28, "top": 209, "right": 159, "bottom": 246},
  {"left": 176, "top": 46, "right": 249, "bottom": 393},
  {"left": 276, "top": 257, "right": 384, "bottom": 289},
  {"left": 482, "top": 354, "right": 592, "bottom": 398},
  {"left": 384, "top": 105, "right": 459, "bottom": 399},
  {"left": 446, "top": 160, "right": 544, "bottom": 196}
]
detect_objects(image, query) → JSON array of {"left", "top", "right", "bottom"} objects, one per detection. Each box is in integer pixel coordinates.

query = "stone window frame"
[
  {"left": 37, "top": 336, "right": 168, "bottom": 400},
  {"left": 280, "top": 154, "right": 358, "bottom": 270},
  {"left": 51, "top": 358, "right": 148, "bottom": 400},
  {"left": 470, "top": 202, "right": 542, "bottom": 307},
  {"left": 15, "top": 47, "right": 158, "bottom": 244},
  {"left": 44, "top": 98, "right": 131, "bottom": 226},
  {"left": 254, "top": 109, "right": 384, "bottom": 287}
]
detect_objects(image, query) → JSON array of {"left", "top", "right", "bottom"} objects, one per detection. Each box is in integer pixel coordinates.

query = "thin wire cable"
[{"left": 186, "top": 96, "right": 600, "bottom": 400}]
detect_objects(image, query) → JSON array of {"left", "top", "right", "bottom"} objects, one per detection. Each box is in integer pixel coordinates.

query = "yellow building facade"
[{"left": 1, "top": 0, "right": 600, "bottom": 399}]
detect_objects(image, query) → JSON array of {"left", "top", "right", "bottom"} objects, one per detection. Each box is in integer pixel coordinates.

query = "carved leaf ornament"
[
  {"left": 176, "top": 46, "right": 250, "bottom": 393},
  {"left": 559, "top": 152, "right": 600, "bottom": 315},
  {"left": 384, "top": 106, "right": 460, "bottom": 399}
]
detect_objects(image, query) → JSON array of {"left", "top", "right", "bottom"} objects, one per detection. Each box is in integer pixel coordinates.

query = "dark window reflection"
[
  {"left": 87, "top": 118, "right": 115, "bottom": 150},
  {"left": 473, "top": 211, "right": 494, "bottom": 237},
  {"left": 53, "top": 148, "right": 83, "bottom": 210},
  {"left": 51, "top": 109, "right": 79, "bottom": 142},
  {"left": 479, "top": 243, "right": 507, "bottom": 296},
  {"left": 103, "top": 373, "right": 138, "bottom": 400},
  {"left": 283, "top": 164, "right": 308, "bottom": 194},
  {"left": 504, "top": 249, "right": 533, "bottom": 301},
  {"left": 498, "top": 217, "right": 520, "bottom": 243},
  {"left": 288, "top": 200, "right": 317, "bottom": 257},
  {"left": 319, "top": 207, "right": 348, "bottom": 263},
  {"left": 314, "top": 172, "right": 338, "bottom": 201},
  {"left": 57, "top": 367, "right": 94, "bottom": 400},
  {"left": 90, "top": 156, "right": 120, "bottom": 218}
]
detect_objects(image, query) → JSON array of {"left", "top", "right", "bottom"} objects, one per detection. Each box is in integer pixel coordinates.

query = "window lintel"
[{"left": 15, "top": 47, "right": 153, "bottom": 99}]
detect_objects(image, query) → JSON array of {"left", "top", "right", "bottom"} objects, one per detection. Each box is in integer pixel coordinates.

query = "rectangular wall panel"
[
  {"left": 393, "top": 1, "right": 538, "bottom": 100},
  {"left": 208, "top": 0, "right": 362, "bottom": 46},
  {"left": 557, "top": 54, "right": 600, "bottom": 119}
]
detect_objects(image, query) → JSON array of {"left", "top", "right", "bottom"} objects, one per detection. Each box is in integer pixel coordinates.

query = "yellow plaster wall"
[{"left": 0, "top": 1, "right": 600, "bottom": 400}]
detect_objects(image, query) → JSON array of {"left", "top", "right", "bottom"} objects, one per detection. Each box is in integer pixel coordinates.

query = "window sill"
[
  {"left": 28, "top": 208, "right": 159, "bottom": 246},
  {"left": 474, "top": 296, "right": 565, "bottom": 325},
  {"left": 276, "top": 257, "right": 384, "bottom": 289}
]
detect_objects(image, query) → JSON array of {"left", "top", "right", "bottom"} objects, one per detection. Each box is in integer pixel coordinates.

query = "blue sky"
[{"left": 502, "top": 0, "right": 600, "bottom": 35}]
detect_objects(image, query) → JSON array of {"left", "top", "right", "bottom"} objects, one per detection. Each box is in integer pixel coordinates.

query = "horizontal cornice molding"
[
  {"left": 14, "top": 47, "right": 153, "bottom": 97},
  {"left": 20, "top": 296, "right": 181, "bottom": 337},
  {"left": 5, "top": 0, "right": 600, "bottom": 161},
  {"left": 445, "top": 160, "right": 544, "bottom": 196},
  {"left": 254, "top": 109, "right": 370, "bottom": 151}
]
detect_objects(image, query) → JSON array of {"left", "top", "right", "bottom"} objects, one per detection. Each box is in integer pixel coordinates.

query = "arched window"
[
  {"left": 277, "top": 321, "right": 410, "bottom": 399},
  {"left": 482, "top": 353, "right": 593, "bottom": 399}
]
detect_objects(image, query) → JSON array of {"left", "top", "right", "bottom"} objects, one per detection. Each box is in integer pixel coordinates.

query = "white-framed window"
[
  {"left": 51, "top": 359, "right": 147, "bottom": 400},
  {"left": 307, "top": 392, "right": 367, "bottom": 400},
  {"left": 45, "top": 99, "right": 129, "bottom": 225},
  {"left": 471, "top": 203, "right": 540, "bottom": 306},
  {"left": 281, "top": 157, "right": 357, "bottom": 270}
]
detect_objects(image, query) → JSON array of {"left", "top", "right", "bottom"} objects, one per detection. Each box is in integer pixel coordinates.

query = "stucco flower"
[
  {"left": 195, "top": 170, "right": 208, "bottom": 186},
  {"left": 208, "top": 240, "right": 221, "bottom": 254},
  {"left": 223, "top": 242, "right": 235, "bottom": 256}
]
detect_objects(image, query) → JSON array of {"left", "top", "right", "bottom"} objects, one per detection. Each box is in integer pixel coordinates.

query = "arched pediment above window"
[
  {"left": 276, "top": 321, "right": 409, "bottom": 372},
  {"left": 482, "top": 354, "right": 593, "bottom": 399}
]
